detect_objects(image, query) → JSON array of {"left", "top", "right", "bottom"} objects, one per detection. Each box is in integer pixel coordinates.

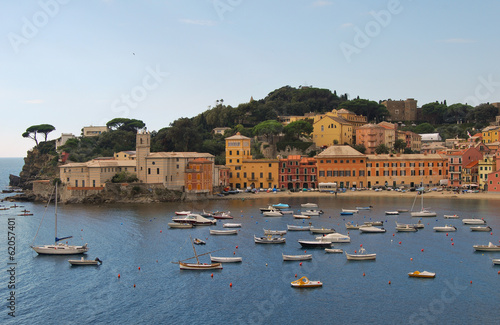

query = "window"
[
  {"left": 376, "top": 163, "right": 379, "bottom": 167},
  {"left": 319, "top": 171, "right": 325, "bottom": 177},
  {"left": 236, "top": 172, "right": 240, "bottom": 178},
  {"left": 269, "top": 164, "right": 272, "bottom": 167},
  {"left": 157, "top": 168, "right": 160, "bottom": 174},
  {"left": 359, "top": 170, "right": 365, "bottom": 176},
  {"left": 244, "top": 172, "right": 247, "bottom": 178},
  {"left": 367, "top": 163, "right": 372, "bottom": 167},
  {"left": 148, "top": 168, "right": 151, "bottom": 175},
  {"left": 268, "top": 172, "right": 272, "bottom": 179},
  {"left": 327, "top": 160, "right": 331, "bottom": 163},
  {"left": 236, "top": 151, "right": 239, "bottom": 155},
  {"left": 327, "top": 171, "right": 332, "bottom": 176},
  {"left": 229, "top": 151, "right": 232, "bottom": 155},
  {"left": 176, "top": 165, "right": 179, "bottom": 169},
  {"left": 376, "top": 171, "right": 379, "bottom": 176},
  {"left": 260, "top": 173, "right": 263, "bottom": 178},
  {"left": 392, "top": 170, "right": 397, "bottom": 176}
]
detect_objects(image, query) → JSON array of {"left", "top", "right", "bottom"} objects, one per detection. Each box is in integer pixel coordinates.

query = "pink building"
[
  {"left": 355, "top": 124, "right": 386, "bottom": 154},
  {"left": 486, "top": 168, "right": 500, "bottom": 192},
  {"left": 447, "top": 147, "right": 483, "bottom": 187}
]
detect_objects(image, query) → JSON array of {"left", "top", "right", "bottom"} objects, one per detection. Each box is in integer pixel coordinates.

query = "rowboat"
[
  {"left": 263, "top": 211, "right": 283, "bottom": 217},
  {"left": 254, "top": 235, "right": 286, "bottom": 244},
  {"left": 493, "top": 259, "right": 500, "bottom": 265},
  {"left": 408, "top": 271, "right": 435, "bottom": 278},
  {"left": 193, "top": 238, "right": 206, "bottom": 245},
  {"left": 287, "top": 225, "right": 311, "bottom": 231},
  {"left": 298, "top": 239, "right": 332, "bottom": 248},
  {"left": 356, "top": 206, "right": 372, "bottom": 210},
  {"left": 223, "top": 223, "right": 242, "bottom": 228},
  {"left": 209, "top": 229, "right": 238, "bottom": 235},
  {"left": 462, "top": 218, "right": 486, "bottom": 225},
  {"left": 470, "top": 226, "right": 492, "bottom": 232},
  {"left": 345, "top": 247, "right": 376, "bottom": 260},
  {"left": 359, "top": 226, "right": 386, "bottom": 233},
  {"left": 282, "top": 253, "right": 312, "bottom": 261},
  {"left": 263, "top": 229, "right": 287, "bottom": 235},
  {"left": 309, "top": 227, "right": 335, "bottom": 234},
  {"left": 210, "top": 255, "right": 242, "bottom": 263},
  {"left": 473, "top": 242, "right": 500, "bottom": 252},
  {"left": 174, "top": 236, "right": 223, "bottom": 270},
  {"left": 168, "top": 222, "right": 193, "bottom": 229},
  {"left": 301, "top": 210, "right": 322, "bottom": 216},
  {"left": 385, "top": 211, "right": 399, "bottom": 215},
  {"left": 301, "top": 203, "right": 318, "bottom": 208},
  {"left": 325, "top": 248, "right": 343, "bottom": 253},
  {"left": 291, "top": 276, "right": 322, "bottom": 288},
  {"left": 342, "top": 209, "right": 358, "bottom": 213},
  {"left": 294, "top": 214, "right": 310, "bottom": 219},
  {"left": 68, "top": 257, "right": 102, "bottom": 266},
  {"left": 433, "top": 225, "right": 457, "bottom": 232},
  {"left": 444, "top": 214, "right": 460, "bottom": 219}
]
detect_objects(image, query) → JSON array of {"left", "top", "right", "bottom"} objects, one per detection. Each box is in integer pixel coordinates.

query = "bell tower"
[{"left": 136, "top": 130, "right": 150, "bottom": 182}]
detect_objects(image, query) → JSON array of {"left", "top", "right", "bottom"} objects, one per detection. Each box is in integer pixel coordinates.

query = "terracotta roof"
[
  {"left": 316, "top": 145, "right": 365, "bottom": 157},
  {"left": 465, "top": 161, "right": 478, "bottom": 168},
  {"left": 225, "top": 132, "right": 250, "bottom": 140}
]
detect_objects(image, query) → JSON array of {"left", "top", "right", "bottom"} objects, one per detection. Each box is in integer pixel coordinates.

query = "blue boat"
[
  {"left": 340, "top": 211, "right": 354, "bottom": 215},
  {"left": 272, "top": 203, "right": 290, "bottom": 209}
]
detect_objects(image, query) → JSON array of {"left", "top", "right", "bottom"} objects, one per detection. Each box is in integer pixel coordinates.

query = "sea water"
[{"left": 0, "top": 158, "right": 499, "bottom": 324}]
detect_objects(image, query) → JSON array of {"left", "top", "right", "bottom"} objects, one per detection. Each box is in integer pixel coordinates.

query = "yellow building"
[
  {"left": 82, "top": 126, "right": 110, "bottom": 137},
  {"left": 114, "top": 151, "right": 136, "bottom": 160},
  {"left": 313, "top": 115, "right": 353, "bottom": 147},
  {"left": 478, "top": 155, "right": 496, "bottom": 190},
  {"left": 482, "top": 126, "right": 500, "bottom": 144},
  {"left": 225, "top": 132, "right": 252, "bottom": 166}
]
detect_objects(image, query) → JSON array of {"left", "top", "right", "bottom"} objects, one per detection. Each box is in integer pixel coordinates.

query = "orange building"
[
  {"left": 356, "top": 124, "right": 386, "bottom": 154},
  {"left": 366, "top": 153, "right": 448, "bottom": 188},
  {"left": 316, "top": 146, "right": 367, "bottom": 189},
  {"left": 185, "top": 158, "right": 213, "bottom": 193}
]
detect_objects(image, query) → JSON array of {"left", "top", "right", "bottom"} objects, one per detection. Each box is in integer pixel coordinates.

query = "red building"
[
  {"left": 185, "top": 158, "right": 213, "bottom": 193},
  {"left": 278, "top": 155, "right": 317, "bottom": 190},
  {"left": 447, "top": 147, "right": 483, "bottom": 187}
]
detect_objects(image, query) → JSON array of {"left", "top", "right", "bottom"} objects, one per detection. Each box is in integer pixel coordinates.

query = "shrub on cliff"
[{"left": 111, "top": 171, "right": 138, "bottom": 183}]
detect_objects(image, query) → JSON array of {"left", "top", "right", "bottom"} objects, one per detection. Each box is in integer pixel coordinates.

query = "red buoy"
[
  {"left": 118, "top": 274, "right": 121, "bottom": 278},
  {"left": 363, "top": 273, "right": 365, "bottom": 276},
  {"left": 211, "top": 273, "right": 213, "bottom": 278},
  {"left": 421, "top": 249, "right": 424, "bottom": 252},
  {"left": 138, "top": 267, "right": 141, "bottom": 270},
  {"left": 399, "top": 241, "right": 401, "bottom": 245},
  {"left": 133, "top": 284, "right": 136, "bottom": 288},
  {"left": 388, "top": 281, "right": 391, "bottom": 285},
  {"left": 230, "top": 283, "right": 233, "bottom": 287},
  {"left": 299, "top": 262, "right": 303, "bottom": 266}
]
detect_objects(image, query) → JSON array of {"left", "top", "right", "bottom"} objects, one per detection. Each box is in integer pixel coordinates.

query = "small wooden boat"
[
  {"left": 282, "top": 253, "right": 312, "bottom": 261},
  {"left": 309, "top": 227, "right": 335, "bottom": 234},
  {"left": 210, "top": 255, "right": 242, "bottom": 263},
  {"left": 345, "top": 247, "right": 376, "bottom": 260},
  {"left": 444, "top": 214, "right": 460, "bottom": 219},
  {"left": 291, "top": 276, "right": 322, "bottom": 288},
  {"left": 470, "top": 226, "right": 492, "bottom": 232},
  {"left": 263, "top": 229, "right": 287, "bottom": 235},
  {"left": 254, "top": 235, "right": 286, "bottom": 244},
  {"left": 175, "top": 211, "right": 191, "bottom": 215},
  {"left": 385, "top": 211, "right": 399, "bottom": 215},
  {"left": 463, "top": 218, "right": 486, "bottom": 225},
  {"left": 18, "top": 213, "right": 34, "bottom": 216},
  {"left": 294, "top": 214, "right": 310, "bottom": 219},
  {"left": 287, "top": 225, "right": 311, "bottom": 231},
  {"left": 193, "top": 238, "right": 206, "bottom": 245},
  {"left": 68, "top": 257, "right": 102, "bottom": 266},
  {"left": 223, "top": 223, "right": 241, "bottom": 228},
  {"left": 168, "top": 222, "right": 193, "bottom": 229},
  {"left": 174, "top": 236, "right": 223, "bottom": 270},
  {"left": 359, "top": 226, "right": 386, "bottom": 233},
  {"left": 209, "top": 229, "right": 238, "bottom": 235},
  {"left": 345, "top": 223, "right": 360, "bottom": 230},
  {"left": 396, "top": 224, "right": 418, "bottom": 232},
  {"left": 473, "top": 242, "right": 500, "bottom": 251},
  {"left": 325, "top": 248, "right": 343, "bottom": 253},
  {"left": 301, "top": 210, "right": 322, "bottom": 216},
  {"left": 408, "top": 270, "right": 435, "bottom": 278},
  {"left": 342, "top": 209, "right": 358, "bottom": 213},
  {"left": 263, "top": 211, "right": 283, "bottom": 217},
  {"left": 397, "top": 209, "right": 409, "bottom": 213},
  {"left": 298, "top": 239, "right": 332, "bottom": 248},
  {"left": 301, "top": 203, "right": 318, "bottom": 208},
  {"left": 433, "top": 225, "right": 457, "bottom": 232}
]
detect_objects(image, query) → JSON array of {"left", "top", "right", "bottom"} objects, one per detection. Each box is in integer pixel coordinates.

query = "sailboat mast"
[
  {"left": 55, "top": 183, "right": 58, "bottom": 243},
  {"left": 190, "top": 236, "right": 200, "bottom": 264}
]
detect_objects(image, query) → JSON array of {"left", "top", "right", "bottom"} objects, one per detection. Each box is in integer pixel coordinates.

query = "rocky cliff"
[{"left": 16, "top": 147, "right": 59, "bottom": 190}]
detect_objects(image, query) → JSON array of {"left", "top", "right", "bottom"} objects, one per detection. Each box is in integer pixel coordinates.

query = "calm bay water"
[{"left": 1, "top": 158, "right": 499, "bottom": 324}]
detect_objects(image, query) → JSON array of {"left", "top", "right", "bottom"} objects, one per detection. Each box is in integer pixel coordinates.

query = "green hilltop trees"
[{"left": 22, "top": 124, "right": 56, "bottom": 145}]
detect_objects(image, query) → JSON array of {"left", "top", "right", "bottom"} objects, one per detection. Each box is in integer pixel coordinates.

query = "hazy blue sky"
[{"left": 1, "top": 0, "right": 499, "bottom": 157}]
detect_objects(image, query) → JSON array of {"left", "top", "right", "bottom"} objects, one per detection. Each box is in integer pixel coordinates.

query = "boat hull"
[
  {"left": 209, "top": 230, "right": 238, "bottom": 235},
  {"left": 282, "top": 254, "right": 312, "bottom": 261},
  {"left": 298, "top": 240, "right": 332, "bottom": 248},
  {"left": 32, "top": 244, "right": 88, "bottom": 255},
  {"left": 470, "top": 226, "right": 492, "bottom": 232},
  {"left": 345, "top": 253, "right": 376, "bottom": 260},
  {"left": 179, "top": 262, "right": 223, "bottom": 270},
  {"left": 408, "top": 271, "right": 435, "bottom": 278},
  {"left": 210, "top": 256, "right": 242, "bottom": 263}
]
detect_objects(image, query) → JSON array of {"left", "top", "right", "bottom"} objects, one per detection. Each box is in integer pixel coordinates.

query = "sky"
[{"left": 1, "top": 0, "right": 500, "bottom": 157}]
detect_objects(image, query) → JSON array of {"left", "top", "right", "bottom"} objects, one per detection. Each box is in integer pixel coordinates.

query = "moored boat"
[
  {"left": 345, "top": 247, "right": 376, "bottom": 260},
  {"left": 342, "top": 209, "right": 359, "bottom": 213},
  {"left": 444, "top": 214, "right": 460, "bottom": 219},
  {"left": 168, "top": 222, "right": 193, "bottom": 229},
  {"left": 210, "top": 255, "right": 242, "bottom": 263},
  {"left": 254, "top": 235, "right": 286, "bottom": 244},
  {"left": 291, "top": 276, "right": 322, "bottom": 288},
  {"left": 193, "top": 238, "right": 206, "bottom": 245},
  {"left": 273, "top": 203, "right": 290, "bottom": 209},
  {"left": 364, "top": 221, "right": 383, "bottom": 226},
  {"left": 385, "top": 211, "right": 399, "bottom": 215},
  {"left": 298, "top": 239, "right": 332, "bottom": 248},
  {"left": 325, "top": 248, "right": 343, "bottom": 253},
  {"left": 68, "top": 257, "right": 102, "bottom": 266},
  {"left": 309, "top": 227, "right": 335, "bottom": 234},
  {"left": 462, "top": 218, "right": 486, "bottom": 225},
  {"left": 287, "top": 224, "right": 311, "bottom": 231},
  {"left": 175, "top": 211, "right": 191, "bottom": 215},
  {"left": 359, "top": 225, "right": 386, "bottom": 233},
  {"left": 473, "top": 242, "right": 500, "bottom": 252},
  {"left": 493, "top": 259, "right": 500, "bottom": 265},
  {"left": 172, "top": 214, "right": 216, "bottom": 226},
  {"left": 396, "top": 224, "right": 418, "bottom": 232},
  {"left": 315, "top": 233, "right": 350, "bottom": 243},
  {"left": 301, "top": 210, "right": 322, "bottom": 216},
  {"left": 213, "top": 212, "right": 233, "bottom": 219},
  {"left": 356, "top": 206, "right": 372, "bottom": 210},
  {"left": 433, "top": 225, "right": 457, "bottom": 232},
  {"left": 174, "top": 236, "right": 223, "bottom": 270},
  {"left": 301, "top": 203, "right": 318, "bottom": 208},
  {"left": 282, "top": 253, "right": 312, "bottom": 261},
  {"left": 209, "top": 229, "right": 238, "bottom": 235},
  {"left": 263, "top": 229, "right": 287, "bottom": 235},
  {"left": 470, "top": 226, "right": 492, "bottom": 232},
  {"left": 294, "top": 214, "right": 310, "bottom": 219},
  {"left": 263, "top": 211, "right": 283, "bottom": 217},
  {"left": 223, "top": 223, "right": 241, "bottom": 228},
  {"left": 408, "top": 270, "right": 436, "bottom": 278},
  {"left": 345, "top": 223, "right": 360, "bottom": 230}
]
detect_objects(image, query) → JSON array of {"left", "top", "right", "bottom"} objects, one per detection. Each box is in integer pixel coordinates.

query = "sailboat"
[
  {"left": 31, "top": 183, "right": 88, "bottom": 255},
  {"left": 174, "top": 236, "right": 223, "bottom": 270},
  {"left": 410, "top": 184, "right": 436, "bottom": 217}
]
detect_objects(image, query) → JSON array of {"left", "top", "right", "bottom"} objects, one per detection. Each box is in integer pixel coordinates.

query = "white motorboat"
[
  {"left": 175, "top": 211, "right": 191, "bottom": 215},
  {"left": 473, "top": 242, "right": 500, "bottom": 252},
  {"left": 287, "top": 225, "right": 311, "bottom": 231},
  {"left": 210, "top": 255, "right": 242, "bottom": 263},
  {"left": 462, "top": 218, "right": 486, "bottom": 225},
  {"left": 345, "top": 247, "right": 376, "bottom": 260},
  {"left": 168, "top": 222, "right": 193, "bottom": 229},
  {"left": 359, "top": 225, "right": 386, "bottom": 233},
  {"left": 172, "top": 214, "right": 216, "bottom": 226},
  {"left": 345, "top": 223, "right": 360, "bottom": 230},
  {"left": 254, "top": 235, "right": 286, "bottom": 244},
  {"left": 282, "top": 253, "right": 312, "bottom": 261},
  {"left": 31, "top": 183, "right": 89, "bottom": 255},
  {"left": 213, "top": 212, "right": 233, "bottom": 219},
  {"left": 396, "top": 224, "right": 418, "bottom": 232},
  {"left": 294, "top": 214, "right": 311, "bottom": 219},
  {"left": 470, "top": 226, "right": 492, "bottom": 232},
  {"left": 325, "top": 248, "right": 343, "bottom": 253},
  {"left": 444, "top": 214, "right": 460, "bottom": 219},
  {"left": 263, "top": 211, "right": 283, "bottom": 217},
  {"left": 298, "top": 238, "right": 332, "bottom": 248},
  {"left": 364, "top": 221, "right": 384, "bottom": 226},
  {"left": 301, "top": 210, "right": 322, "bottom": 216},
  {"left": 315, "top": 233, "right": 350, "bottom": 243},
  {"left": 263, "top": 229, "right": 287, "bottom": 235},
  {"left": 310, "top": 227, "right": 336, "bottom": 234},
  {"left": 260, "top": 206, "right": 276, "bottom": 212},
  {"left": 342, "top": 209, "right": 359, "bottom": 213},
  {"left": 223, "top": 223, "right": 242, "bottom": 228},
  {"left": 209, "top": 229, "right": 238, "bottom": 235},
  {"left": 433, "top": 225, "right": 457, "bottom": 232},
  {"left": 68, "top": 257, "right": 102, "bottom": 266},
  {"left": 385, "top": 211, "right": 399, "bottom": 215},
  {"left": 356, "top": 206, "right": 372, "bottom": 210},
  {"left": 301, "top": 203, "right": 318, "bottom": 208},
  {"left": 492, "top": 259, "right": 500, "bottom": 265}
]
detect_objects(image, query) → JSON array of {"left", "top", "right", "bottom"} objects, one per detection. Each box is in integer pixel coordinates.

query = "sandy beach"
[{"left": 215, "top": 189, "right": 500, "bottom": 201}]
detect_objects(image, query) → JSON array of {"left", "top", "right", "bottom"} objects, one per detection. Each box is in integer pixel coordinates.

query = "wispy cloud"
[
  {"left": 340, "top": 22, "right": 354, "bottom": 29},
  {"left": 24, "top": 99, "right": 44, "bottom": 104},
  {"left": 312, "top": 1, "right": 333, "bottom": 7},
  {"left": 439, "top": 38, "right": 476, "bottom": 44},
  {"left": 179, "top": 19, "right": 217, "bottom": 26}
]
